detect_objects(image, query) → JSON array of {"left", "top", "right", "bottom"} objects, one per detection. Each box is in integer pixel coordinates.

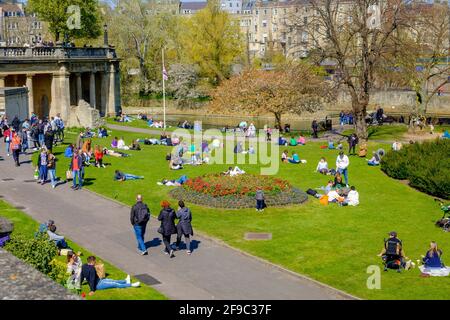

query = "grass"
[
  {"left": 342, "top": 124, "right": 450, "bottom": 141},
  {"left": 34, "top": 129, "right": 450, "bottom": 300},
  {"left": 0, "top": 200, "right": 167, "bottom": 300},
  {"left": 105, "top": 117, "right": 192, "bottom": 133}
]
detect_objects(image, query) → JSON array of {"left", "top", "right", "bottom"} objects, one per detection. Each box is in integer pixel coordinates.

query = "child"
[
  {"left": 94, "top": 145, "right": 105, "bottom": 168},
  {"left": 281, "top": 150, "right": 289, "bottom": 163},
  {"left": 316, "top": 157, "right": 329, "bottom": 174},
  {"left": 255, "top": 188, "right": 266, "bottom": 212}
]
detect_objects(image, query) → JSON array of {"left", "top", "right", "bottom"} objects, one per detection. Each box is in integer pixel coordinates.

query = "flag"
[{"left": 162, "top": 66, "right": 168, "bottom": 81}]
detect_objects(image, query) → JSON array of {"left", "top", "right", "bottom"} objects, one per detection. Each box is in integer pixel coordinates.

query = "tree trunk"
[
  {"left": 55, "top": 32, "right": 60, "bottom": 42},
  {"left": 273, "top": 112, "right": 282, "bottom": 131},
  {"left": 354, "top": 107, "right": 368, "bottom": 143}
]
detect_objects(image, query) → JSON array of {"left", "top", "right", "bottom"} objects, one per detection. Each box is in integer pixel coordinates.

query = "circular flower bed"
[{"left": 169, "top": 173, "right": 308, "bottom": 209}]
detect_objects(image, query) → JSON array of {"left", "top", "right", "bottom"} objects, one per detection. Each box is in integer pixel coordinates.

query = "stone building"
[
  {"left": 0, "top": 0, "right": 48, "bottom": 46},
  {"left": 0, "top": 46, "right": 121, "bottom": 127}
]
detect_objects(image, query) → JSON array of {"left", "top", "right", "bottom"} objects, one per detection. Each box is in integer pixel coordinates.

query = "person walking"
[
  {"left": 312, "top": 119, "right": 318, "bottom": 139},
  {"left": 37, "top": 147, "right": 48, "bottom": 185},
  {"left": 130, "top": 194, "right": 150, "bottom": 255},
  {"left": 47, "top": 151, "right": 57, "bottom": 189},
  {"left": 158, "top": 200, "right": 177, "bottom": 258},
  {"left": 336, "top": 151, "right": 350, "bottom": 186},
  {"left": 347, "top": 133, "right": 359, "bottom": 155},
  {"left": 3, "top": 125, "right": 11, "bottom": 156},
  {"left": 10, "top": 130, "right": 22, "bottom": 167},
  {"left": 175, "top": 200, "right": 194, "bottom": 255},
  {"left": 70, "top": 149, "right": 83, "bottom": 190}
]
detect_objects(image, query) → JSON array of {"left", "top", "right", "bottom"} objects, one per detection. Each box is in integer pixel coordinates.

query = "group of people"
[
  {"left": 378, "top": 231, "right": 448, "bottom": 276},
  {"left": 1, "top": 114, "right": 65, "bottom": 167},
  {"left": 130, "top": 195, "right": 194, "bottom": 257}
]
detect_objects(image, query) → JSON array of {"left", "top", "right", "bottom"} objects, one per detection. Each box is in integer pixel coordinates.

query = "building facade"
[
  {"left": 0, "top": 46, "right": 121, "bottom": 126},
  {"left": 0, "top": 1, "right": 48, "bottom": 46}
]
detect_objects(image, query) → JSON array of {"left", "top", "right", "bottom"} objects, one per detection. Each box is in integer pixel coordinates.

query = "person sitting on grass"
[
  {"left": 81, "top": 256, "right": 140, "bottom": 296},
  {"left": 290, "top": 136, "right": 298, "bottom": 146},
  {"left": 377, "top": 231, "right": 412, "bottom": 271},
  {"left": 281, "top": 150, "right": 289, "bottom": 163},
  {"left": 367, "top": 151, "right": 381, "bottom": 166},
  {"left": 129, "top": 139, "right": 141, "bottom": 151},
  {"left": 327, "top": 139, "right": 335, "bottom": 150},
  {"left": 442, "top": 130, "right": 450, "bottom": 139},
  {"left": 297, "top": 135, "right": 306, "bottom": 145},
  {"left": 111, "top": 137, "right": 118, "bottom": 149},
  {"left": 117, "top": 137, "right": 129, "bottom": 150},
  {"left": 278, "top": 135, "right": 288, "bottom": 146},
  {"left": 169, "top": 156, "right": 183, "bottom": 170},
  {"left": 316, "top": 157, "right": 329, "bottom": 174},
  {"left": 340, "top": 186, "right": 359, "bottom": 206},
  {"left": 67, "top": 251, "right": 83, "bottom": 291},
  {"left": 94, "top": 145, "right": 105, "bottom": 168},
  {"left": 422, "top": 241, "right": 445, "bottom": 269},
  {"left": 333, "top": 172, "right": 345, "bottom": 189},
  {"left": 47, "top": 224, "right": 68, "bottom": 249},
  {"left": 114, "top": 170, "right": 144, "bottom": 181},
  {"left": 288, "top": 151, "right": 300, "bottom": 164},
  {"left": 327, "top": 188, "right": 344, "bottom": 204}
]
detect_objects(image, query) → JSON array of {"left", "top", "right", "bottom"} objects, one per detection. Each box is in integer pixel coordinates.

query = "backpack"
[
  {"left": 306, "top": 189, "right": 318, "bottom": 197},
  {"left": 135, "top": 204, "right": 150, "bottom": 224},
  {"left": 385, "top": 238, "right": 401, "bottom": 257}
]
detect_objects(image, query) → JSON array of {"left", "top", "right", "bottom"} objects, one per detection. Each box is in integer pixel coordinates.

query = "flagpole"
[{"left": 162, "top": 48, "right": 166, "bottom": 130}]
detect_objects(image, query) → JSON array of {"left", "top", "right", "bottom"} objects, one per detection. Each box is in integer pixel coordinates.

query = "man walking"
[
  {"left": 70, "top": 149, "right": 83, "bottom": 190},
  {"left": 312, "top": 119, "right": 318, "bottom": 139},
  {"left": 130, "top": 194, "right": 150, "bottom": 255},
  {"left": 347, "top": 133, "right": 359, "bottom": 155},
  {"left": 336, "top": 151, "right": 350, "bottom": 186}
]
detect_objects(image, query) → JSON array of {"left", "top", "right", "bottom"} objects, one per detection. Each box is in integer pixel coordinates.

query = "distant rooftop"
[{"left": 180, "top": 1, "right": 207, "bottom": 10}]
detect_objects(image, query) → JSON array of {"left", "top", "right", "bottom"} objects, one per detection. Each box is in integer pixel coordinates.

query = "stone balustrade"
[{"left": 0, "top": 46, "right": 117, "bottom": 60}]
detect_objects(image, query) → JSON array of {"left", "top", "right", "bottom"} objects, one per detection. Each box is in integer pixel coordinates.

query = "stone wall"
[{"left": 0, "top": 87, "right": 29, "bottom": 120}]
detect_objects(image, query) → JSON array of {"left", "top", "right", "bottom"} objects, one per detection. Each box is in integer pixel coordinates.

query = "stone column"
[
  {"left": 26, "top": 74, "right": 34, "bottom": 117},
  {"left": 89, "top": 72, "right": 96, "bottom": 109},
  {"left": 107, "top": 64, "right": 116, "bottom": 116},
  {"left": 100, "top": 72, "right": 108, "bottom": 116},
  {"left": 0, "top": 75, "right": 6, "bottom": 87},
  {"left": 58, "top": 67, "right": 71, "bottom": 123},
  {"left": 51, "top": 73, "right": 58, "bottom": 116},
  {"left": 76, "top": 73, "right": 82, "bottom": 105}
]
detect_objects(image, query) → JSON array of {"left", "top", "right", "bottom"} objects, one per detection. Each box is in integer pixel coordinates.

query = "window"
[
  {"left": 255, "top": 25, "right": 257, "bottom": 32},
  {"left": 303, "top": 16, "right": 307, "bottom": 25},
  {"left": 264, "top": 9, "right": 267, "bottom": 15},
  {"left": 255, "top": 9, "right": 258, "bottom": 14},
  {"left": 229, "top": 3, "right": 232, "bottom": 7},
  {"left": 274, "top": 9, "right": 277, "bottom": 15},
  {"left": 288, "top": 37, "right": 292, "bottom": 45},
  {"left": 302, "top": 31, "right": 308, "bottom": 42},
  {"left": 262, "top": 20, "right": 267, "bottom": 27}
]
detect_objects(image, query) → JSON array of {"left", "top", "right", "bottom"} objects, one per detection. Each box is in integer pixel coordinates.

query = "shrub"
[
  {"left": 4, "top": 233, "right": 58, "bottom": 274},
  {"left": 381, "top": 139, "right": 450, "bottom": 199},
  {"left": 48, "top": 259, "right": 69, "bottom": 287}
]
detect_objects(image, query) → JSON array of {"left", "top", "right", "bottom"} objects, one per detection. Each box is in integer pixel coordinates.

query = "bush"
[
  {"left": 48, "top": 259, "right": 69, "bottom": 287},
  {"left": 4, "top": 233, "right": 58, "bottom": 274},
  {"left": 381, "top": 139, "right": 450, "bottom": 199}
]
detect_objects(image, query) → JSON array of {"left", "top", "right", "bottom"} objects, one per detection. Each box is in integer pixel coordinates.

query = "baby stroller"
[{"left": 435, "top": 199, "right": 450, "bottom": 232}]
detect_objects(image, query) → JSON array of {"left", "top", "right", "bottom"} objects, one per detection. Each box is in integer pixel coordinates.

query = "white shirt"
[
  {"left": 327, "top": 190, "right": 341, "bottom": 202},
  {"left": 346, "top": 190, "right": 359, "bottom": 206},
  {"left": 117, "top": 139, "right": 126, "bottom": 149},
  {"left": 316, "top": 161, "right": 328, "bottom": 171},
  {"left": 336, "top": 155, "right": 349, "bottom": 170}
]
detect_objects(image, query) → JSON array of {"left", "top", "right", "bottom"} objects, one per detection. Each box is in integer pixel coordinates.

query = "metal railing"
[{"left": 0, "top": 47, "right": 117, "bottom": 59}]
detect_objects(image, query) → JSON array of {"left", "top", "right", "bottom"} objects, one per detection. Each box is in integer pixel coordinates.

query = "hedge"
[{"left": 381, "top": 139, "right": 450, "bottom": 199}]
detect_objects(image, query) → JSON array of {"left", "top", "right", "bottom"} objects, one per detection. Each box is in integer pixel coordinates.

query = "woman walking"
[
  {"left": 37, "top": 147, "right": 48, "bottom": 185},
  {"left": 175, "top": 200, "right": 194, "bottom": 255},
  {"left": 158, "top": 200, "right": 177, "bottom": 258},
  {"left": 47, "top": 151, "right": 57, "bottom": 188}
]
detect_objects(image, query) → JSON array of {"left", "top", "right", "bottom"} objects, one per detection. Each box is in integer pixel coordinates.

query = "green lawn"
[
  {"left": 36, "top": 129, "right": 450, "bottom": 300},
  {"left": 105, "top": 117, "right": 191, "bottom": 133},
  {"left": 342, "top": 124, "right": 450, "bottom": 141},
  {"left": 0, "top": 201, "right": 167, "bottom": 300}
]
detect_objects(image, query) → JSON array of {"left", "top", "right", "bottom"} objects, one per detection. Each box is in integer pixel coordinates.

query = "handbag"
[
  {"left": 157, "top": 226, "right": 164, "bottom": 234},
  {"left": 66, "top": 170, "right": 73, "bottom": 180}
]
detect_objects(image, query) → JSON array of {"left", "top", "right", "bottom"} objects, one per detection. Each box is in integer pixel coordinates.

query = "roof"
[
  {"left": 180, "top": 1, "right": 207, "bottom": 10},
  {"left": 0, "top": 3, "right": 23, "bottom": 13}
]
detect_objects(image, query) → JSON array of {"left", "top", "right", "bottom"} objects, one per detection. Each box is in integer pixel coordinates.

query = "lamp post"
[{"left": 103, "top": 23, "right": 109, "bottom": 47}]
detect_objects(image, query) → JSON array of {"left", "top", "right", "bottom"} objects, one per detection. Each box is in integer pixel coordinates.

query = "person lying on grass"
[
  {"left": 114, "top": 170, "right": 144, "bottom": 181},
  {"left": 157, "top": 175, "right": 188, "bottom": 186},
  {"left": 222, "top": 166, "right": 245, "bottom": 176},
  {"left": 81, "top": 256, "right": 140, "bottom": 296}
]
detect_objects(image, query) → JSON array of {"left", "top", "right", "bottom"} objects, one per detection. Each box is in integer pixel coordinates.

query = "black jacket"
[
  {"left": 130, "top": 201, "right": 150, "bottom": 226},
  {"left": 158, "top": 207, "right": 177, "bottom": 236},
  {"left": 81, "top": 264, "right": 99, "bottom": 292}
]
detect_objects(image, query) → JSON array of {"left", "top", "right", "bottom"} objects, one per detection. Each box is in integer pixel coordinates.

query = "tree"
[
  {"left": 107, "top": 0, "right": 181, "bottom": 96},
  {"left": 183, "top": 0, "right": 244, "bottom": 85},
  {"left": 27, "top": 0, "right": 102, "bottom": 42},
  {"left": 209, "top": 62, "right": 332, "bottom": 129},
  {"left": 384, "top": 2, "right": 449, "bottom": 117},
  {"left": 303, "top": 0, "right": 407, "bottom": 142}
]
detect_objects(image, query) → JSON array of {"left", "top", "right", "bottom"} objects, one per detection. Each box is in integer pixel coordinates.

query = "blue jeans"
[
  {"left": 338, "top": 168, "right": 348, "bottom": 185},
  {"left": 133, "top": 224, "right": 147, "bottom": 252},
  {"left": 368, "top": 161, "right": 379, "bottom": 166},
  {"left": 5, "top": 141, "right": 10, "bottom": 154},
  {"left": 38, "top": 134, "right": 44, "bottom": 146},
  {"left": 124, "top": 174, "right": 143, "bottom": 180},
  {"left": 39, "top": 165, "right": 47, "bottom": 181},
  {"left": 72, "top": 170, "right": 82, "bottom": 188},
  {"left": 96, "top": 279, "right": 131, "bottom": 290},
  {"left": 256, "top": 199, "right": 265, "bottom": 210},
  {"left": 288, "top": 159, "right": 300, "bottom": 164},
  {"left": 48, "top": 169, "right": 56, "bottom": 187}
]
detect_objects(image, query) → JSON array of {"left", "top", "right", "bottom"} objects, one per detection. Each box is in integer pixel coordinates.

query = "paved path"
[{"left": 0, "top": 144, "right": 353, "bottom": 300}]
